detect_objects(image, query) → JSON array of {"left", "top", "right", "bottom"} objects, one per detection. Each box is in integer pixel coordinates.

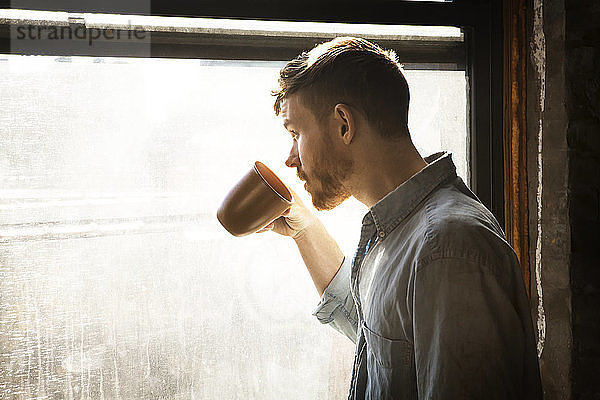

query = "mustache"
[{"left": 296, "top": 169, "right": 308, "bottom": 181}]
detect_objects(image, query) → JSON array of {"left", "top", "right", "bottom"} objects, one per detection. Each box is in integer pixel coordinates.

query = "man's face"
[{"left": 280, "top": 94, "right": 354, "bottom": 211}]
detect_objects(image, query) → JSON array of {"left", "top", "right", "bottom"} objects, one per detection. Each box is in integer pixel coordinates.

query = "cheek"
[{"left": 297, "top": 139, "right": 307, "bottom": 165}]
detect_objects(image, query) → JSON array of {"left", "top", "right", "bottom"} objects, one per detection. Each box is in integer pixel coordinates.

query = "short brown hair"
[{"left": 272, "top": 36, "right": 410, "bottom": 139}]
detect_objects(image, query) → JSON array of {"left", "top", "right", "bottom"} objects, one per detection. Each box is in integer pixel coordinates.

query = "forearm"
[{"left": 293, "top": 220, "right": 345, "bottom": 296}]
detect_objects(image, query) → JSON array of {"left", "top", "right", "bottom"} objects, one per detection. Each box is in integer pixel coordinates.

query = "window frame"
[
  {"left": 1, "top": 1, "right": 526, "bottom": 286},
  {"left": 0, "top": 0, "right": 504, "bottom": 223}
]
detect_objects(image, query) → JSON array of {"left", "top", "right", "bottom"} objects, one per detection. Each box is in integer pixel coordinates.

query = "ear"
[{"left": 333, "top": 103, "right": 355, "bottom": 145}]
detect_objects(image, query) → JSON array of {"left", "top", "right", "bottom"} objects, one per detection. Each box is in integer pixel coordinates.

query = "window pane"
[
  {"left": 406, "top": 69, "right": 469, "bottom": 182},
  {"left": 0, "top": 54, "right": 467, "bottom": 399}
]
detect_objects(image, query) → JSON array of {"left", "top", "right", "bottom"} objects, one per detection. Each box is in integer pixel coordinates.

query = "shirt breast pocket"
[{"left": 362, "top": 322, "right": 417, "bottom": 399}]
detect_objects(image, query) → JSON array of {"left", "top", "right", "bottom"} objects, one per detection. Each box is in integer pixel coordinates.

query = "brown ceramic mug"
[{"left": 217, "top": 161, "right": 293, "bottom": 237}]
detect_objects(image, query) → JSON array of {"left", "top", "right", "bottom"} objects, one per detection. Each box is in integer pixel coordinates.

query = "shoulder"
[{"left": 416, "top": 179, "right": 515, "bottom": 268}]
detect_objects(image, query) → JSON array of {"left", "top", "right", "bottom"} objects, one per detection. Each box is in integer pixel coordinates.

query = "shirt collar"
[{"left": 363, "top": 152, "right": 457, "bottom": 239}]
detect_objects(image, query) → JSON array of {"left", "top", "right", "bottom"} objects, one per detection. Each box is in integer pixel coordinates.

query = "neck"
[{"left": 350, "top": 139, "right": 427, "bottom": 208}]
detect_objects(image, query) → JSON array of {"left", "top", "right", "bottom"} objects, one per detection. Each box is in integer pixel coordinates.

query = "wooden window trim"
[{"left": 503, "top": 0, "right": 530, "bottom": 295}]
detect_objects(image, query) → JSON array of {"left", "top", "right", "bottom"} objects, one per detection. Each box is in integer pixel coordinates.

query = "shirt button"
[{"left": 378, "top": 231, "right": 386, "bottom": 238}]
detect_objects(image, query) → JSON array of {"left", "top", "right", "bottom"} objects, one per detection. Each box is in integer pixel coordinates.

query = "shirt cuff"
[{"left": 311, "top": 256, "right": 353, "bottom": 324}]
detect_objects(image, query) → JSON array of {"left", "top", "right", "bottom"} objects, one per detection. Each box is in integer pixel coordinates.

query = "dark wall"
[
  {"left": 566, "top": 1, "right": 600, "bottom": 399},
  {"left": 527, "top": 0, "right": 600, "bottom": 398},
  {"left": 527, "top": 0, "right": 572, "bottom": 397}
]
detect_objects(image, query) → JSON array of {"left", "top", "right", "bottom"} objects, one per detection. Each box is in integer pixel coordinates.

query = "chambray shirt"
[{"left": 312, "top": 152, "right": 542, "bottom": 400}]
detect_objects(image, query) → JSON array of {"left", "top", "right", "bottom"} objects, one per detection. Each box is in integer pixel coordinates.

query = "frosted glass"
[
  {"left": 0, "top": 55, "right": 467, "bottom": 399},
  {"left": 405, "top": 69, "right": 469, "bottom": 182}
]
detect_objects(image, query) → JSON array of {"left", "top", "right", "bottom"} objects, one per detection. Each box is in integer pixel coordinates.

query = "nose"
[{"left": 285, "top": 140, "right": 300, "bottom": 169}]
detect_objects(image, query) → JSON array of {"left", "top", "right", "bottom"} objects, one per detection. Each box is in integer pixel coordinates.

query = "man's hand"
[
  {"left": 257, "top": 187, "right": 344, "bottom": 296},
  {"left": 257, "top": 188, "right": 316, "bottom": 239}
]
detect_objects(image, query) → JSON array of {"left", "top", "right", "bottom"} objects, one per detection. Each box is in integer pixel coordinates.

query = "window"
[{"left": 0, "top": 3, "right": 500, "bottom": 398}]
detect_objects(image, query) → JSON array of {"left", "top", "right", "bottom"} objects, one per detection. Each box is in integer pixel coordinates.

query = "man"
[{"left": 260, "top": 37, "right": 542, "bottom": 399}]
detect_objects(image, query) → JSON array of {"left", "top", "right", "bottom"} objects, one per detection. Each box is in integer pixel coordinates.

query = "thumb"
[{"left": 256, "top": 222, "right": 275, "bottom": 233}]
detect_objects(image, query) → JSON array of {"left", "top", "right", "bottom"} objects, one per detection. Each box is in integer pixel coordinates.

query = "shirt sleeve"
[
  {"left": 412, "top": 256, "right": 531, "bottom": 400},
  {"left": 312, "top": 256, "right": 358, "bottom": 343}
]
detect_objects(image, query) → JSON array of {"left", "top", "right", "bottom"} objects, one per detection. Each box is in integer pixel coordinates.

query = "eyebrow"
[{"left": 282, "top": 120, "right": 295, "bottom": 135}]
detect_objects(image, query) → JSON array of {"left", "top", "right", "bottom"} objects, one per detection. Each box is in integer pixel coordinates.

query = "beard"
[{"left": 298, "top": 148, "right": 354, "bottom": 211}]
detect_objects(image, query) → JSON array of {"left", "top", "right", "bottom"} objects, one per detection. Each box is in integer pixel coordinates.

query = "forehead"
[
  {"left": 280, "top": 94, "right": 315, "bottom": 126},
  {"left": 280, "top": 95, "right": 299, "bottom": 118}
]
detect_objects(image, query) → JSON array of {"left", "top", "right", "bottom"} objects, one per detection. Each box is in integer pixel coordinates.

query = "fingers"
[{"left": 256, "top": 222, "right": 275, "bottom": 233}]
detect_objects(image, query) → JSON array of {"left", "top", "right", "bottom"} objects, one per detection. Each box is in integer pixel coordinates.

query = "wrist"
[
  {"left": 292, "top": 225, "right": 310, "bottom": 241},
  {"left": 292, "top": 218, "right": 320, "bottom": 241}
]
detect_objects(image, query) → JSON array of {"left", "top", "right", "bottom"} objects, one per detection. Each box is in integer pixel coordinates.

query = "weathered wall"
[
  {"left": 527, "top": 0, "right": 572, "bottom": 398},
  {"left": 566, "top": 1, "right": 600, "bottom": 399},
  {"left": 527, "top": 0, "right": 600, "bottom": 398}
]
